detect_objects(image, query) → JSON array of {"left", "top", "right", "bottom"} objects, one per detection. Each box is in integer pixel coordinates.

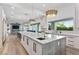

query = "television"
[{"left": 12, "top": 25, "right": 19, "bottom": 29}]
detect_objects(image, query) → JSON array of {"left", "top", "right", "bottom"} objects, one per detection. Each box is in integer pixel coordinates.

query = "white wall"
[
  {"left": 47, "top": 5, "right": 75, "bottom": 22},
  {"left": 46, "top": 4, "right": 79, "bottom": 35},
  {"left": 47, "top": 5, "right": 75, "bottom": 31},
  {"left": 56, "top": 4, "right": 79, "bottom": 34},
  {"left": 23, "top": 5, "right": 77, "bottom": 35},
  {"left": 36, "top": 5, "right": 75, "bottom": 32},
  {"left": 75, "top": 4, "right": 79, "bottom": 31},
  {"left": 0, "top": 7, "right": 3, "bottom": 48}
]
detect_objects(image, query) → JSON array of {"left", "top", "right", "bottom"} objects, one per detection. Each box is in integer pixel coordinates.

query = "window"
[
  {"left": 48, "top": 22, "right": 54, "bottom": 30},
  {"left": 28, "top": 23, "right": 41, "bottom": 32},
  {"left": 38, "top": 23, "right": 41, "bottom": 32},
  {"left": 55, "top": 20, "right": 74, "bottom": 31},
  {"left": 32, "top": 24, "right": 37, "bottom": 31},
  {"left": 48, "top": 18, "right": 74, "bottom": 31}
]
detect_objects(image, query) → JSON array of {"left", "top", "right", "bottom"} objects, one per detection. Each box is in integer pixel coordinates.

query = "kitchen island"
[{"left": 20, "top": 32, "right": 66, "bottom": 55}]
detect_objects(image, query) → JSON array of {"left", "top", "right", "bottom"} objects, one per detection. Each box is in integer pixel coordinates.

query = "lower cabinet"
[
  {"left": 32, "top": 41, "right": 42, "bottom": 55},
  {"left": 21, "top": 36, "right": 42, "bottom": 55},
  {"left": 66, "top": 46, "right": 79, "bottom": 55},
  {"left": 42, "top": 38, "right": 66, "bottom": 55},
  {"left": 21, "top": 35, "right": 66, "bottom": 55},
  {"left": 66, "top": 36, "right": 79, "bottom": 49},
  {"left": 66, "top": 36, "right": 79, "bottom": 55}
]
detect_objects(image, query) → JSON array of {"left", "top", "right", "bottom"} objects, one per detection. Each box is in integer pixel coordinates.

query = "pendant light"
[{"left": 29, "top": 4, "right": 35, "bottom": 22}]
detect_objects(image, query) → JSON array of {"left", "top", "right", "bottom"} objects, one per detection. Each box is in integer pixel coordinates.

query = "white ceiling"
[{"left": 0, "top": 3, "right": 74, "bottom": 24}]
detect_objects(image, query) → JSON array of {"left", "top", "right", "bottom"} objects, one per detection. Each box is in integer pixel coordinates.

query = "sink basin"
[{"left": 37, "top": 37, "right": 45, "bottom": 40}]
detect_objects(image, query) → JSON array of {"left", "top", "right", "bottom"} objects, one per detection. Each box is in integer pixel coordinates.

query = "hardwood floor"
[{"left": 1, "top": 34, "right": 28, "bottom": 55}]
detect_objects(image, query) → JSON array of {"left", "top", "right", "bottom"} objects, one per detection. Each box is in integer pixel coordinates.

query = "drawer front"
[
  {"left": 74, "top": 38, "right": 79, "bottom": 43},
  {"left": 66, "top": 37, "right": 75, "bottom": 42},
  {"left": 66, "top": 36, "right": 79, "bottom": 49},
  {"left": 66, "top": 40, "right": 74, "bottom": 44},
  {"left": 67, "top": 44, "right": 74, "bottom": 47},
  {"left": 67, "top": 41, "right": 79, "bottom": 49},
  {"left": 66, "top": 48, "right": 79, "bottom": 55},
  {"left": 66, "top": 39, "right": 74, "bottom": 47},
  {"left": 74, "top": 43, "right": 79, "bottom": 49}
]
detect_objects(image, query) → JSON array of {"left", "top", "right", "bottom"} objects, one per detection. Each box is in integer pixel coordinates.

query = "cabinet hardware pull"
[
  {"left": 68, "top": 44, "right": 74, "bottom": 46},
  {"left": 68, "top": 37, "right": 75, "bottom": 38},
  {"left": 27, "top": 39, "right": 29, "bottom": 45},
  {"left": 33, "top": 43, "right": 36, "bottom": 53},
  {"left": 68, "top": 40, "right": 74, "bottom": 42}
]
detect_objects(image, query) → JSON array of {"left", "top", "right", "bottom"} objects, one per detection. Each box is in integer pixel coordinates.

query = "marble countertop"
[
  {"left": 58, "top": 33, "right": 79, "bottom": 37},
  {"left": 20, "top": 32, "right": 66, "bottom": 45},
  {"left": 46, "top": 31, "right": 79, "bottom": 37}
]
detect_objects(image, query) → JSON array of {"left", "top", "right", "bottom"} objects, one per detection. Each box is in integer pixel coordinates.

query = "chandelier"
[{"left": 46, "top": 10, "right": 57, "bottom": 17}]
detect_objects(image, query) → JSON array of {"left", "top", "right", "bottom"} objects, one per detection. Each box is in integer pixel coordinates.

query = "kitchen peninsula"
[{"left": 20, "top": 32, "right": 66, "bottom": 55}]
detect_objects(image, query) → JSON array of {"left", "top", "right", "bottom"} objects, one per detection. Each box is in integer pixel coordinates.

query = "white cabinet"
[
  {"left": 66, "top": 36, "right": 79, "bottom": 49},
  {"left": 66, "top": 46, "right": 79, "bottom": 55},
  {"left": 21, "top": 36, "right": 42, "bottom": 55},
  {"left": 22, "top": 36, "right": 33, "bottom": 55},
  {"left": 66, "top": 37, "right": 75, "bottom": 47},
  {"left": 42, "top": 38, "right": 66, "bottom": 55},
  {"left": 60, "top": 38, "right": 66, "bottom": 54},
  {"left": 31, "top": 40, "right": 42, "bottom": 55},
  {"left": 25, "top": 37, "right": 42, "bottom": 55},
  {"left": 66, "top": 36, "right": 79, "bottom": 55},
  {"left": 21, "top": 35, "right": 66, "bottom": 55}
]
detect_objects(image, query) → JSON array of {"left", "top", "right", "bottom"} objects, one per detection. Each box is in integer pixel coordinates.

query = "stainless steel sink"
[{"left": 37, "top": 37, "right": 45, "bottom": 40}]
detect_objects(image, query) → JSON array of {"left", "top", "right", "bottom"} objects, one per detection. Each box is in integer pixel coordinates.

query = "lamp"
[{"left": 46, "top": 10, "right": 57, "bottom": 17}]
